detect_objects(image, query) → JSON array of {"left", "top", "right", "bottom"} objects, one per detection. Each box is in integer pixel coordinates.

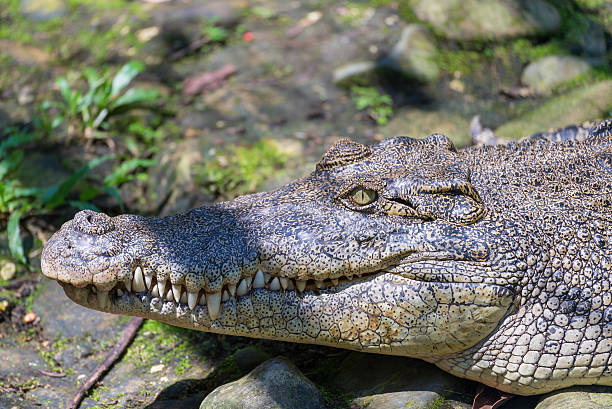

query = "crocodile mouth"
[{"left": 59, "top": 265, "right": 383, "bottom": 321}]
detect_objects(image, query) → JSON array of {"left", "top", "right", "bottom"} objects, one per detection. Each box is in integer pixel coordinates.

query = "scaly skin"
[{"left": 41, "top": 120, "right": 612, "bottom": 395}]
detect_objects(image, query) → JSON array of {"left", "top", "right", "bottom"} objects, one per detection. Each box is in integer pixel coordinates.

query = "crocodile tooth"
[
  {"left": 124, "top": 279, "right": 132, "bottom": 292},
  {"left": 269, "top": 277, "right": 281, "bottom": 291},
  {"left": 236, "top": 279, "right": 249, "bottom": 296},
  {"left": 296, "top": 280, "right": 306, "bottom": 292},
  {"left": 228, "top": 284, "right": 236, "bottom": 297},
  {"left": 331, "top": 278, "right": 339, "bottom": 286},
  {"left": 117, "top": 289, "right": 124, "bottom": 296},
  {"left": 279, "top": 277, "right": 289, "bottom": 290},
  {"left": 172, "top": 284, "right": 181, "bottom": 302},
  {"left": 253, "top": 270, "right": 265, "bottom": 288},
  {"left": 346, "top": 274, "right": 353, "bottom": 281},
  {"left": 245, "top": 277, "right": 252, "bottom": 288},
  {"left": 144, "top": 275, "right": 152, "bottom": 290},
  {"left": 222, "top": 289, "right": 230, "bottom": 302},
  {"left": 151, "top": 286, "right": 160, "bottom": 297},
  {"left": 188, "top": 292, "right": 198, "bottom": 310},
  {"left": 133, "top": 267, "right": 146, "bottom": 292},
  {"left": 263, "top": 272, "right": 271, "bottom": 283},
  {"left": 286, "top": 280, "right": 295, "bottom": 290},
  {"left": 157, "top": 279, "right": 167, "bottom": 298},
  {"left": 180, "top": 291, "right": 188, "bottom": 304},
  {"left": 199, "top": 293, "right": 207, "bottom": 305},
  {"left": 97, "top": 291, "right": 108, "bottom": 309},
  {"left": 166, "top": 288, "right": 175, "bottom": 302},
  {"left": 91, "top": 286, "right": 97, "bottom": 294},
  {"left": 315, "top": 280, "right": 326, "bottom": 289},
  {"left": 207, "top": 292, "right": 221, "bottom": 320}
]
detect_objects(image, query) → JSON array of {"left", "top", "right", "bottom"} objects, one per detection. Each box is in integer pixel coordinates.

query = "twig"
[
  {"left": 39, "top": 369, "right": 66, "bottom": 378},
  {"left": 67, "top": 317, "right": 144, "bottom": 409}
]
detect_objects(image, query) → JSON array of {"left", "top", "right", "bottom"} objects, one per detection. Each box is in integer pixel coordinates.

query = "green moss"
[{"left": 195, "top": 139, "right": 288, "bottom": 199}]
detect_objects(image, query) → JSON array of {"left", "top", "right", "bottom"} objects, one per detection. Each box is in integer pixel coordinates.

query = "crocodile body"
[{"left": 41, "top": 120, "right": 612, "bottom": 395}]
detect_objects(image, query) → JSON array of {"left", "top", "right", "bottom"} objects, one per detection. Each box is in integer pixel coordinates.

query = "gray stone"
[
  {"left": 521, "top": 55, "right": 592, "bottom": 93},
  {"left": 20, "top": 0, "right": 67, "bottom": 21},
  {"left": 495, "top": 80, "right": 612, "bottom": 139},
  {"left": 379, "top": 24, "right": 439, "bottom": 83},
  {"left": 32, "top": 277, "right": 128, "bottom": 339},
  {"left": 333, "top": 353, "right": 472, "bottom": 409},
  {"left": 536, "top": 386, "right": 612, "bottom": 409},
  {"left": 411, "top": 0, "right": 561, "bottom": 41},
  {"left": 569, "top": 16, "right": 607, "bottom": 57},
  {"left": 333, "top": 61, "right": 377, "bottom": 84},
  {"left": 200, "top": 357, "right": 326, "bottom": 409}
]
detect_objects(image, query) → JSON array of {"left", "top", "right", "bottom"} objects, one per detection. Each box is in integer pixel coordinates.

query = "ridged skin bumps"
[{"left": 41, "top": 120, "right": 611, "bottom": 395}]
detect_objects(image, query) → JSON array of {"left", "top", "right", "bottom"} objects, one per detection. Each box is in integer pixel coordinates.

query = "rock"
[
  {"left": 568, "top": 16, "right": 607, "bottom": 57},
  {"left": 381, "top": 108, "right": 472, "bottom": 147},
  {"left": 32, "top": 277, "right": 128, "bottom": 339},
  {"left": 521, "top": 55, "right": 592, "bottom": 93},
  {"left": 333, "top": 353, "right": 472, "bottom": 409},
  {"left": 495, "top": 80, "right": 612, "bottom": 139},
  {"left": 232, "top": 346, "right": 271, "bottom": 373},
  {"left": 0, "top": 258, "right": 17, "bottom": 280},
  {"left": 411, "top": 0, "right": 561, "bottom": 41},
  {"left": 200, "top": 357, "right": 326, "bottom": 409},
  {"left": 20, "top": 0, "right": 67, "bottom": 21},
  {"left": 333, "top": 61, "right": 377, "bottom": 84},
  {"left": 379, "top": 24, "right": 439, "bottom": 83},
  {"left": 535, "top": 386, "right": 612, "bottom": 409}
]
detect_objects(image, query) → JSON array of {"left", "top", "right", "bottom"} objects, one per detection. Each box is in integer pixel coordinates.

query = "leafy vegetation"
[
  {"left": 350, "top": 85, "right": 393, "bottom": 125},
  {"left": 41, "top": 60, "right": 160, "bottom": 139}
]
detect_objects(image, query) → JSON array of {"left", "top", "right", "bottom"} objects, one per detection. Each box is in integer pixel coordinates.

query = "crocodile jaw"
[{"left": 58, "top": 271, "right": 513, "bottom": 358}]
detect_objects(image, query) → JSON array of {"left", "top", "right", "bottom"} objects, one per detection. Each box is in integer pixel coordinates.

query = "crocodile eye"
[{"left": 350, "top": 187, "right": 378, "bottom": 206}]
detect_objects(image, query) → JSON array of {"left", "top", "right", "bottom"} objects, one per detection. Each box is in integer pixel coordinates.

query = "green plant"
[
  {"left": 350, "top": 85, "right": 393, "bottom": 125},
  {"left": 43, "top": 60, "right": 159, "bottom": 138}
]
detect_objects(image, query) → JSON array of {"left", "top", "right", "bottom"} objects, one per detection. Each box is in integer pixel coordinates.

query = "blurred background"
[{"left": 1, "top": 0, "right": 611, "bottom": 408}]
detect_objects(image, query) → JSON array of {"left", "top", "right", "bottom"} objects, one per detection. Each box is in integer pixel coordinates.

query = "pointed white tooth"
[
  {"left": 117, "top": 289, "right": 124, "bottom": 296},
  {"left": 279, "top": 277, "right": 289, "bottom": 290},
  {"left": 269, "top": 277, "right": 281, "bottom": 291},
  {"left": 172, "top": 284, "right": 181, "bottom": 302},
  {"left": 253, "top": 270, "right": 265, "bottom": 288},
  {"left": 199, "top": 292, "right": 207, "bottom": 305},
  {"left": 151, "top": 286, "right": 160, "bottom": 297},
  {"left": 188, "top": 292, "right": 198, "bottom": 310},
  {"left": 228, "top": 284, "right": 236, "bottom": 297},
  {"left": 157, "top": 279, "right": 167, "bottom": 298},
  {"left": 237, "top": 279, "right": 249, "bottom": 296},
  {"left": 124, "top": 279, "right": 131, "bottom": 292},
  {"left": 286, "top": 280, "right": 295, "bottom": 290},
  {"left": 144, "top": 275, "right": 152, "bottom": 290},
  {"left": 263, "top": 272, "right": 271, "bottom": 283},
  {"left": 133, "top": 267, "right": 146, "bottom": 292},
  {"left": 296, "top": 280, "right": 306, "bottom": 292},
  {"left": 91, "top": 286, "right": 97, "bottom": 294},
  {"left": 180, "top": 291, "right": 187, "bottom": 304},
  {"left": 207, "top": 292, "right": 221, "bottom": 320},
  {"left": 331, "top": 278, "right": 339, "bottom": 286},
  {"left": 315, "top": 280, "right": 325, "bottom": 289},
  {"left": 245, "top": 277, "right": 252, "bottom": 288},
  {"left": 222, "top": 289, "right": 229, "bottom": 302},
  {"left": 97, "top": 291, "right": 108, "bottom": 309},
  {"left": 167, "top": 288, "right": 175, "bottom": 302}
]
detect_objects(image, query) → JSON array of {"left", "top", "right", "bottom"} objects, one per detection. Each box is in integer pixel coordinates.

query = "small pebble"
[
  {"left": 150, "top": 363, "right": 165, "bottom": 374},
  {"left": 23, "top": 311, "right": 37, "bottom": 323}
]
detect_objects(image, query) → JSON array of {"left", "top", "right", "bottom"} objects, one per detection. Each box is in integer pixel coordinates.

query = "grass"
[{"left": 350, "top": 85, "right": 393, "bottom": 125}]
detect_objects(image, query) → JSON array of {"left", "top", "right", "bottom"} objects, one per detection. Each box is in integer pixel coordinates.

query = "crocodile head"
[
  {"left": 45, "top": 130, "right": 612, "bottom": 395},
  {"left": 42, "top": 134, "right": 514, "bottom": 355}
]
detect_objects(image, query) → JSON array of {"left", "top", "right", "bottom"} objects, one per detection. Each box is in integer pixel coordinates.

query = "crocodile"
[{"left": 41, "top": 120, "right": 611, "bottom": 396}]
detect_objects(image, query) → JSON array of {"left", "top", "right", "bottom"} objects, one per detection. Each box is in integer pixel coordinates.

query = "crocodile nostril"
[{"left": 74, "top": 210, "right": 114, "bottom": 235}]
